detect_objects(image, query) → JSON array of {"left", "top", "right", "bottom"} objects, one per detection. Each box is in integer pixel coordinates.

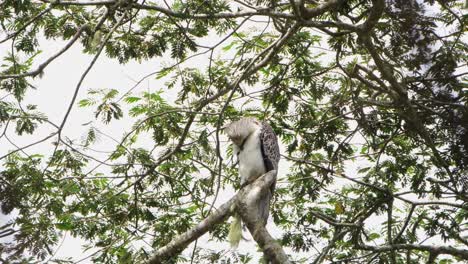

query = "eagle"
[{"left": 224, "top": 117, "right": 280, "bottom": 248}]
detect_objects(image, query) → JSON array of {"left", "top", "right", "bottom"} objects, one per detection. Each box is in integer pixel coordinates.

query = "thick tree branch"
[
  {"left": 299, "top": 0, "right": 343, "bottom": 20},
  {"left": 359, "top": 32, "right": 455, "bottom": 183},
  {"left": 149, "top": 171, "right": 291, "bottom": 263},
  {"left": 148, "top": 196, "right": 236, "bottom": 263},
  {"left": 236, "top": 170, "right": 291, "bottom": 264},
  {"left": 133, "top": 3, "right": 294, "bottom": 19},
  {"left": 40, "top": 0, "right": 355, "bottom": 24},
  {"left": 360, "top": 0, "right": 385, "bottom": 32}
]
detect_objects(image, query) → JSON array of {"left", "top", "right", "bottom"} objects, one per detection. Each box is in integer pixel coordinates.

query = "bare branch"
[{"left": 359, "top": 244, "right": 468, "bottom": 260}]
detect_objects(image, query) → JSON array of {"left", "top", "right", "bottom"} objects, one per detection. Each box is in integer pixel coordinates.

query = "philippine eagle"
[{"left": 224, "top": 117, "right": 280, "bottom": 248}]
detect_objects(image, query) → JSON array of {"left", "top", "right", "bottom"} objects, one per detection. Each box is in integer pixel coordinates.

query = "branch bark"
[
  {"left": 148, "top": 171, "right": 291, "bottom": 264},
  {"left": 148, "top": 196, "right": 236, "bottom": 263},
  {"left": 236, "top": 170, "right": 291, "bottom": 264},
  {"left": 299, "top": 0, "right": 343, "bottom": 20}
]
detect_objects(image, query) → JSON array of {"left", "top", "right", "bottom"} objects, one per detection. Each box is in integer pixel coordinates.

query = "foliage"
[{"left": 0, "top": 0, "right": 467, "bottom": 263}]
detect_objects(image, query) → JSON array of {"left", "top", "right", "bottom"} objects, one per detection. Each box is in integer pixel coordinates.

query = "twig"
[{"left": 0, "top": 25, "right": 88, "bottom": 79}]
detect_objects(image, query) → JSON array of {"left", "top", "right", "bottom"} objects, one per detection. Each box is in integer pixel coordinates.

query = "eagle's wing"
[
  {"left": 258, "top": 122, "right": 280, "bottom": 227},
  {"left": 260, "top": 122, "right": 280, "bottom": 172},
  {"left": 460, "top": 174, "right": 468, "bottom": 193}
]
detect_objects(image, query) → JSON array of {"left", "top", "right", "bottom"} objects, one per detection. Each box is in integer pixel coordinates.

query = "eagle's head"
[{"left": 224, "top": 117, "right": 261, "bottom": 146}]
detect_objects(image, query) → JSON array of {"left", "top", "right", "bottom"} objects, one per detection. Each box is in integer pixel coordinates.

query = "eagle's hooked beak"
[
  {"left": 227, "top": 134, "right": 243, "bottom": 146},
  {"left": 221, "top": 122, "right": 243, "bottom": 146}
]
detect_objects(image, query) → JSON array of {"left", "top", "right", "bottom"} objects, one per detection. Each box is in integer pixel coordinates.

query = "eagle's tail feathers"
[{"left": 228, "top": 215, "right": 242, "bottom": 248}]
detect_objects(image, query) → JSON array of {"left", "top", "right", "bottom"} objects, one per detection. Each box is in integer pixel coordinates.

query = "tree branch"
[
  {"left": 299, "top": 0, "right": 343, "bottom": 20},
  {"left": 0, "top": 25, "right": 88, "bottom": 80},
  {"left": 358, "top": 244, "right": 468, "bottom": 260},
  {"left": 148, "top": 196, "right": 236, "bottom": 263},
  {"left": 0, "top": 4, "right": 55, "bottom": 44},
  {"left": 149, "top": 170, "right": 291, "bottom": 263},
  {"left": 236, "top": 170, "right": 291, "bottom": 264}
]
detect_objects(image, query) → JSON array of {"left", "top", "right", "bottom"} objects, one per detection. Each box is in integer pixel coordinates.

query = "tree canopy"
[{"left": 0, "top": 0, "right": 467, "bottom": 263}]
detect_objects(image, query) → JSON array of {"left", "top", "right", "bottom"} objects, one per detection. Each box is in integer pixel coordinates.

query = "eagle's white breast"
[{"left": 235, "top": 128, "right": 266, "bottom": 186}]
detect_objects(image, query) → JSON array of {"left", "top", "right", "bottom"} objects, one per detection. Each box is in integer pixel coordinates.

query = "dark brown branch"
[
  {"left": 358, "top": 244, "right": 468, "bottom": 260},
  {"left": 0, "top": 4, "right": 55, "bottom": 44},
  {"left": 392, "top": 204, "right": 415, "bottom": 243},
  {"left": 309, "top": 211, "right": 362, "bottom": 228},
  {"left": 359, "top": 32, "right": 455, "bottom": 183},
  {"left": 312, "top": 229, "right": 348, "bottom": 264},
  {"left": 38, "top": 0, "right": 115, "bottom": 5},
  {"left": 360, "top": 0, "right": 385, "bottom": 32},
  {"left": 0, "top": 132, "right": 57, "bottom": 160},
  {"left": 0, "top": 25, "right": 88, "bottom": 80},
  {"left": 133, "top": 3, "right": 294, "bottom": 19}
]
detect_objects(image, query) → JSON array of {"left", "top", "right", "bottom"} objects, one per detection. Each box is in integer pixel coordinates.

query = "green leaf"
[
  {"left": 156, "top": 67, "right": 174, "bottom": 79},
  {"left": 78, "top": 99, "right": 95, "bottom": 107},
  {"left": 334, "top": 201, "right": 345, "bottom": 214},
  {"left": 368, "top": 233, "right": 380, "bottom": 241},
  {"left": 124, "top": 96, "right": 141, "bottom": 103},
  {"left": 222, "top": 41, "right": 237, "bottom": 51},
  {"left": 104, "top": 89, "right": 119, "bottom": 100},
  {"left": 56, "top": 222, "right": 74, "bottom": 231}
]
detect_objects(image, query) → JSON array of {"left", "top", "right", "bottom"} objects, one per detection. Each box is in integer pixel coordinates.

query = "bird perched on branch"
[{"left": 224, "top": 117, "right": 280, "bottom": 248}]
